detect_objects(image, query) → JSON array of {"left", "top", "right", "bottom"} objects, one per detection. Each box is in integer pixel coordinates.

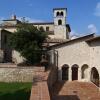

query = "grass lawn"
[{"left": 0, "top": 82, "right": 32, "bottom": 100}]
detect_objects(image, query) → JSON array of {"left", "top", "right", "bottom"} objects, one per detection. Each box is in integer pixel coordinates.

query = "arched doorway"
[
  {"left": 62, "top": 64, "right": 69, "bottom": 80},
  {"left": 72, "top": 64, "right": 79, "bottom": 80},
  {"left": 91, "top": 67, "right": 99, "bottom": 87},
  {"left": 81, "top": 64, "right": 88, "bottom": 79}
]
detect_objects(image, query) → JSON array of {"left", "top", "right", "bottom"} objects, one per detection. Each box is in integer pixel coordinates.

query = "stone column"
[
  {"left": 78, "top": 67, "right": 81, "bottom": 81},
  {"left": 68, "top": 67, "right": 72, "bottom": 81},
  {"left": 99, "top": 77, "right": 100, "bottom": 91},
  {"left": 87, "top": 68, "right": 91, "bottom": 82}
]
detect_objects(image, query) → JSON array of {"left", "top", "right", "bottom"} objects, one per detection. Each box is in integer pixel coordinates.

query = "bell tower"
[{"left": 53, "top": 8, "right": 69, "bottom": 39}]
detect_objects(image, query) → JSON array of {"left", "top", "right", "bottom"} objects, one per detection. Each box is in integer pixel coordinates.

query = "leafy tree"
[{"left": 9, "top": 23, "right": 47, "bottom": 65}]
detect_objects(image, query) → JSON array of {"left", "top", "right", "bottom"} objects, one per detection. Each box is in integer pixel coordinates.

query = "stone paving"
[
  {"left": 29, "top": 67, "right": 50, "bottom": 100},
  {"left": 50, "top": 81, "right": 100, "bottom": 100}
]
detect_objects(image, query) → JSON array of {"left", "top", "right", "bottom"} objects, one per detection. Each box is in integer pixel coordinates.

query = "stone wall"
[
  {"left": 89, "top": 40, "right": 100, "bottom": 74},
  {"left": 0, "top": 66, "right": 45, "bottom": 82}
]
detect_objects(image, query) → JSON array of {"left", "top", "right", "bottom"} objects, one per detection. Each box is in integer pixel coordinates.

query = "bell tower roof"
[{"left": 53, "top": 8, "right": 67, "bottom": 11}]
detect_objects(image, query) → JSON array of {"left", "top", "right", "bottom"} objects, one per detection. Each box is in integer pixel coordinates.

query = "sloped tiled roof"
[
  {"left": 44, "top": 38, "right": 68, "bottom": 43},
  {"left": 30, "top": 22, "right": 54, "bottom": 25},
  {"left": 53, "top": 8, "right": 67, "bottom": 11},
  {"left": 86, "top": 36, "right": 100, "bottom": 42},
  {"left": 48, "top": 33, "right": 95, "bottom": 49}
]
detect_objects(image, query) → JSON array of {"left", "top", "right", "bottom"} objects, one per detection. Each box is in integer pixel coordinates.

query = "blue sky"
[{"left": 0, "top": 0, "right": 100, "bottom": 36}]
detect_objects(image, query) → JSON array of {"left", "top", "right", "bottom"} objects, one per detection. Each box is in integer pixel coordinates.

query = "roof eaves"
[
  {"left": 48, "top": 33, "right": 95, "bottom": 49},
  {"left": 30, "top": 22, "right": 54, "bottom": 25},
  {"left": 53, "top": 8, "right": 67, "bottom": 11},
  {"left": 86, "top": 36, "right": 100, "bottom": 42}
]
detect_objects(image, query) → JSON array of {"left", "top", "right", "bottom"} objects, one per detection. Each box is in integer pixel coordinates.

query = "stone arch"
[
  {"left": 60, "top": 12, "right": 63, "bottom": 16},
  {"left": 81, "top": 64, "right": 89, "bottom": 79},
  {"left": 58, "top": 19, "right": 62, "bottom": 25},
  {"left": 90, "top": 67, "right": 99, "bottom": 87},
  {"left": 56, "top": 12, "right": 60, "bottom": 16},
  {"left": 72, "top": 64, "right": 79, "bottom": 81},
  {"left": 62, "top": 64, "right": 69, "bottom": 80}
]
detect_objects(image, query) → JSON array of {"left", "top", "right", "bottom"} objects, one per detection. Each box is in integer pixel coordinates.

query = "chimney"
[{"left": 11, "top": 14, "right": 16, "bottom": 20}]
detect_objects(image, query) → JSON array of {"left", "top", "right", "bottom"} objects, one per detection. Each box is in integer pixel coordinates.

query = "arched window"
[
  {"left": 62, "top": 64, "right": 69, "bottom": 80},
  {"left": 58, "top": 19, "right": 62, "bottom": 25},
  {"left": 72, "top": 64, "right": 79, "bottom": 80},
  {"left": 91, "top": 67, "right": 99, "bottom": 87},
  {"left": 60, "top": 12, "right": 63, "bottom": 16},
  {"left": 56, "top": 12, "right": 59, "bottom": 16},
  {"left": 81, "top": 64, "right": 88, "bottom": 79}
]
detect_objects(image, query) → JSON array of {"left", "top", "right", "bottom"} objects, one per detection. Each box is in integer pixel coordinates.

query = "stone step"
[{"left": 50, "top": 81, "right": 100, "bottom": 100}]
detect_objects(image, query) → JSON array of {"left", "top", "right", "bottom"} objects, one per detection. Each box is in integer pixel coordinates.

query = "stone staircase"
[{"left": 50, "top": 81, "right": 100, "bottom": 100}]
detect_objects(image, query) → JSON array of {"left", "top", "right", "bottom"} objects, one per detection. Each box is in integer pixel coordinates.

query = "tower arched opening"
[
  {"left": 58, "top": 19, "right": 62, "bottom": 25},
  {"left": 60, "top": 12, "right": 64, "bottom": 16},
  {"left": 56, "top": 12, "right": 60, "bottom": 16}
]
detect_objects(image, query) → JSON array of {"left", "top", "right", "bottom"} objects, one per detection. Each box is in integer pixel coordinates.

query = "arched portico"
[
  {"left": 72, "top": 64, "right": 79, "bottom": 81},
  {"left": 62, "top": 64, "right": 69, "bottom": 80},
  {"left": 91, "top": 67, "right": 99, "bottom": 87},
  {"left": 81, "top": 64, "right": 88, "bottom": 79}
]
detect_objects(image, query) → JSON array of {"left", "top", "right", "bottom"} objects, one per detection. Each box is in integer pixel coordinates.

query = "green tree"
[{"left": 9, "top": 23, "right": 47, "bottom": 65}]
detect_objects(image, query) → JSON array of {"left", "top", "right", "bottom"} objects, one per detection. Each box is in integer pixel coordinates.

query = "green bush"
[{"left": 9, "top": 23, "right": 47, "bottom": 64}]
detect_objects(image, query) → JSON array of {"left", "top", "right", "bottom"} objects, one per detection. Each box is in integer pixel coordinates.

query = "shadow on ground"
[
  {"left": 52, "top": 95, "right": 80, "bottom": 100},
  {"left": 0, "top": 89, "right": 31, "bottom": 100},
  {"left": 50, "top": 81, "right": 80, "bottom": 100}
]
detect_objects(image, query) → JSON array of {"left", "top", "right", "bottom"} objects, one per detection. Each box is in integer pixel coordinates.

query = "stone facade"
[{"left": 48, "top": 34, "right": 100, "bottom": 87}]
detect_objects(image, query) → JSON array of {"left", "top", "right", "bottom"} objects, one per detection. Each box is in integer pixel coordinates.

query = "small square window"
[
  {"left": 4, "top": 35, "right": 7, "bottom": 44},
  {"left": 46, "top": 27, "right": 49, "bottom": 31}
]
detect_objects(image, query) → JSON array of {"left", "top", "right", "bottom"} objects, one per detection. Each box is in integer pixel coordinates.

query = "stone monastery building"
[{"left": 0, "top": 8, "right": 100, "bottom": 88}]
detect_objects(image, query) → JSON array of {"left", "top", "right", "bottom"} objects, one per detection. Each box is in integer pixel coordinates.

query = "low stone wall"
[{"left": 0, "top": 66, "right": 45, "bottom": 82}]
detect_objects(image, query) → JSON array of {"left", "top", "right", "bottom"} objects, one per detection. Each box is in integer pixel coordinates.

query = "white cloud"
[
  {"left": 88, "top": 24, "right": 98, "bottom": 33},
  {"left": 70, "top": 30, "right": 80, "bottom": 39},
  {"left": 70, "top": 30, "right": 77, "bottom": 36},
  {"left": 94, "top": 2, "right": 100, "bottom": 16},
  {"left": 17, "top": 17, "right": 43, "bottom": 23}
]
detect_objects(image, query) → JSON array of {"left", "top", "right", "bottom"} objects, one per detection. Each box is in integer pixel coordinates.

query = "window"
[
  {"left": 35, "top": 26, "right": 37, "bottom": 29},
  {"left": 60, "top": 12, "right": 63, "bottom": 16},
  {"left": 46, "top": 26, "right": 49, "bottom": 31},
  {"left": 56, "top": 12, "right": 60, "bottom": 16},
  {"left": 58, "top": 19, "right": 62, "bottom": 25}
]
